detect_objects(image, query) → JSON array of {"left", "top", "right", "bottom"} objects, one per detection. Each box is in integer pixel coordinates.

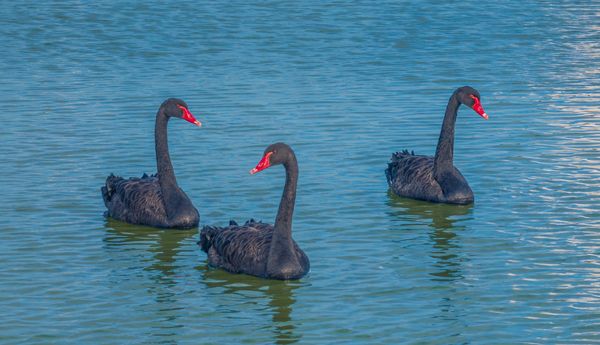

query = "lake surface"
[{"left": 1, "top": 1, "right": 599, "bottom": 344}]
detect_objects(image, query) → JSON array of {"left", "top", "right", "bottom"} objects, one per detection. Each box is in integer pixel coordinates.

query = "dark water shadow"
[
  {"left": 201, "top": 268, "right": 303, "bottom": 345},
  {"left": 387, "top": 191, "right": 472, "bottom": 331},
  {"left": 386, "top": 190, "right": 473, "bottom": 282},
  {"left": 103, "top": 218, "right": 197, "bottom": 281},
  {"left": 103, "top": 218, "right": 198, "bottom": 344}
]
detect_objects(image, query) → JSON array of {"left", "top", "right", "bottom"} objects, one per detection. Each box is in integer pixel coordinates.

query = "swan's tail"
[
  {"left": 199, "top": 225, "right": 219, "bottom": 253},
  {"left": 101, "top": 174, "right": 121, "bottom": 204}
]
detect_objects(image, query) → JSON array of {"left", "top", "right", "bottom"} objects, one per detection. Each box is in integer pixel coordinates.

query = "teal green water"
[{"left": 1, "top": 2, "right": 599, "bottom": 344}]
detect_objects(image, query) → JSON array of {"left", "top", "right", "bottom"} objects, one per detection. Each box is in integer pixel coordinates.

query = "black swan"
[
  {"left": 101, "top": 98, "right": 201, "bottom": 229},
  {"left": 385, "top": 86, "right": 488, "bottom": 204},
  {"left": 200, "top": 142, "right": 309, "bottom": 280}
]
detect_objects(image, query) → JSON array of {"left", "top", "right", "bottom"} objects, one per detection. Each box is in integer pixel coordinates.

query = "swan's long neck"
[
  {"left": 155, "top": 110, "right": 180, "bottom": 215},
  {"left": 433, "top": 93, "right": 461, "bottom": 176},
  {"left": 268, "top": 153, "right": 298, "bottom": 265}
]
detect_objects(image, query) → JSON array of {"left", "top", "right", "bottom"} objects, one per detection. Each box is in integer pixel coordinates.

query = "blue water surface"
[{"left": 1, "top": 1, "right": 599, "bottom": 344}]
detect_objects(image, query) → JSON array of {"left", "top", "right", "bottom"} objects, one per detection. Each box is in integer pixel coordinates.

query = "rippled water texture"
[{"left": 1, "top": 1, "right": 599, "bottom": 344}]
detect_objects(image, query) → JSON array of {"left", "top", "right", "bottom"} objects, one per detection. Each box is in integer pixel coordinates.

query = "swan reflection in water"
[
  {"left": 202, "top": 268, "right": 303, "bottom": 345},
  {"left": 387, "top": 191, "right": 473, "bottom": 337},
  {"left": 103, "top": 218, "right": 197, "bottom": 281},
  {"left": 103, "top": 219, "right": 197, "bottom": 343},
  {"left": 387, "top": 190, "right": 473, "bottom": 281}
]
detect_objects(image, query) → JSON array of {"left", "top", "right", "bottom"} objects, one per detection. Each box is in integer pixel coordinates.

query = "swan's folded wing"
[
  {"left": 387, "top": 152, "right": 431, "bottom": 184},
  {"left": 387, "top": 152, "right": 442, "bottom": 199},
  {"left": 200, "top": 223, "right": 273, "bottom": 276},
  {"left": 103, "top": 174, "right": 166, "bottom": 222}
]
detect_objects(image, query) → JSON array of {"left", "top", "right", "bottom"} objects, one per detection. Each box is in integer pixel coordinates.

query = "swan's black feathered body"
[
  {"left": 385, "top": 87, "right": 488, "bottom": 205},
  {"left": 199, "top": 143, "right": 309, "bottom": 280},
  {"left": 101, "top": 98, "right": 200, "bottom": 229},
  {"left": 200, "top": 219, "right": 309, "bottom": 280},
  {"left": 385, "top": 150, "right": 473, "bottom": 204}
]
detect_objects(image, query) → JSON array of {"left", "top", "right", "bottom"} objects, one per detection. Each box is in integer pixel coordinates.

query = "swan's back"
[
  {"left": 101, "top": 173, "right": 168, "bottom": 227},
  {"left": 386, "top": 150, "right": 444, "bottom": 202},
  {"left": 200, "top": 220, "right": 308, "bottom": 279}
]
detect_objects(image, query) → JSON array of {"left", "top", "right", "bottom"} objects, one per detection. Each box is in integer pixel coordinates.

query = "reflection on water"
[
  {"left": 202, "top": 269, "right": 302, "bottom": 345},
  {"left": 387, "top": 191, "right": 472, "bottom": 280},
  {"left": 387, "top": 192, "right": 473, "bottom": 328},
  {"left": 103, "top": 219, "right": 197, "bottom": 344},
  {"left": 387, "top": 191, "right": 473, "bottom": 230},
  {"left": 103, "top": 218, "right": 197, "bottom": 280}
]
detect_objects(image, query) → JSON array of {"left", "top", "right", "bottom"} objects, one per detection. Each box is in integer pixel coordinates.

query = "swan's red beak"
[
  {"left": 250, "top": 151, "right": 273, "bottom": 174},
  {"left": 177, "top": 105, "right": 202, "bottom": 127},
  {"left": 469, "top": 95, "right": 488, "bottom": 120}
]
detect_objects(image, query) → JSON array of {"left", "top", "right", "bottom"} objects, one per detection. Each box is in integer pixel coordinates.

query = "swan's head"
[
  {"left": 455, "top": 86, "right": 488, "bottom": 120},
  {"left": 250, "top": 142, "right": 293, "bottom": 174},
  {"left": 161, "top": 98, "right": 202, "bottom": 126}
]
